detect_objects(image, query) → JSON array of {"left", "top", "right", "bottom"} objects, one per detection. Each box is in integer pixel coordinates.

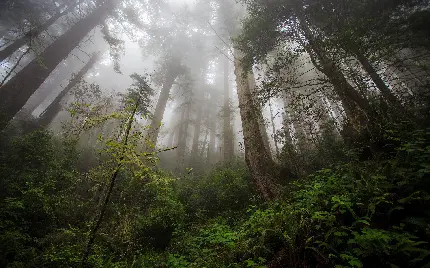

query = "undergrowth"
[{"left": 1, "top": 125, "right": 429, "bottom": 267}]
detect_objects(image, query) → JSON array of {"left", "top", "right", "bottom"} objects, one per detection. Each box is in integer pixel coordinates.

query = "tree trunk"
[
  {"left": 283, "top": 92, "right": 307, "bottom": 150},
  {"left": 176, "top": 102, "right": 190, "bottom": 167},
  {"left": 146, "top": 71, "right": 176, "bottom": 149},
  {"left": 200, "top": 128, "right": 209, "bottom": 158},
  {"left": 0, "top": 2, "right": 76, "bottom": 62},
  {"left": 190, "top": 99, "right": 203, "bottom": 161},
  {"left": 0, "top": 0, "right": 114, "bottom": 127},
  {"left": 38, "top": 52, "right": 100, "bottom": 127},
  {"left": 25, "top": 61, "right": 73, "bottom": 114},
  {"left": 222, "top": 56, "right": 234, "bottom": 162},
  {"left": 167, "top": 129, "right": 175, "bottom": 148},
  {"left": 234, "top": 49, "right": 279, "bottom": 201},
  {"left": 305, "top": 43, "right": 373, "bottom": 136},
  {"left": 354, "top": 50, "right": 406, "bottom": 112},
  {"left": 268, "top": 100, "right": 280, "bottom": 158},
  {"left": 282, "top": 111, "right": 293, "bottom": 146},
  {"left": 207, "top": 103, "right": 217, "bottom": 164},
  {"left": 247, "top": 70, "right": 272, "bottom": 157}
]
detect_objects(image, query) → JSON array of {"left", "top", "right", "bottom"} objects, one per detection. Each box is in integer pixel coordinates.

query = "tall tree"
[
  {"left": 176, "top": 101, "right": 191, "bottom": 168},
  {"left": 190, "top": 92, "right": 204, "bottom": 162},
  {"left": 37, "top": 52, "right": 100, "bottom": 127},
  {"left": 0, "top": 2, "right": 77, "bottom": 62},
  {"left": 234, "top": 49, "right": 278, "bottom": 200},
  {"left": 0, "top": 0, "right": 115, "bottom": 127},
  {"left": 222, "top": 55, "right": 234, "bottom": 162},
  {"left": 146, "top": 55, "right": 183, "bottom": 148}
]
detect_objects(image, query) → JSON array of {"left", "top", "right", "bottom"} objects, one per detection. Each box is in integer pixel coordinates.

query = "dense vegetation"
[{"left": 0, "top": 0, "right": 429, "bottom": 267}]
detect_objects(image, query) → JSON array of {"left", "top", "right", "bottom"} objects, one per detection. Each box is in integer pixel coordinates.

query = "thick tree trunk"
[
  {"left": 0, "top": 0, "right": 114, "bottom": 127},
  {"left": 222, "top": 56, "right": 234, "bottom": 162},
  {"left": 38, "top": 52, "right": 100, "bottom": 127},
  {"left": 247, "top": 71, "right": 272, "bottom": 157},
  {"left": 146, "top": 72, "right": 176, "bottom": 149},
  {"left": 0, "top": 2, "right": 76, "bottom": 62},
  {"left": 190, "top": 99, "right": 203, "bottom": 161},
  {"left": 234, "top": 49, "right": 279, "bottom": 201},
  {"left": 283, "top": 92, "right": 307, "bottom": 150},
  {"left": 177, "top": 102, "right": 190, "bottom": 166},
  {"left": 167, "top": 129, "right": 175, "bottom": 148},
  {"left": 268, "top": 100, "right": 280, "bottom": 158},
  {"left": 25, "top": 62, "right": 73, "bottom": 114},
  {"left": 200, "top": 128, "right": 209, "bottom": 158},
  {"left": 282, "top": 111, "right": 293, "bottom": 146},
  {"left": 207, "top": 104, "right": 217, "bottom": 164}
]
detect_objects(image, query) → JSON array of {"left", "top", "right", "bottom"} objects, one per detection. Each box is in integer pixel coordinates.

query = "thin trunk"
[
  {"left": 223, "top": 56, "right": 234, "bottom": 162},
  {"left": 234, "top": 49, "right": 278, "bottom": 201},
  {"left": 305, "top": 44, "right": 372, "bottom": 135},
  {"left": 300, "top": 22, "right": 376, "bottom": 131},
  {"left": 81, "top": 90, "right": 141, "bottom": 267},
  {"left": 354, "top": 50, "right": 406, "bottom": 114},
  {"left": 0, "top": 0, "right": 114, "bottom": 127},
  {"left": 146, "top": 72, "right": 176, "bottom": 148},
  {"left": 38, "top": 52, "right": 100, "bottom": 127},
  {"left": 0, "top": 2, "right": 76, "bottom": 62}
]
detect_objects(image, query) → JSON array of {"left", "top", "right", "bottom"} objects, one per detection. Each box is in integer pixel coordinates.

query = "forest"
[{"left": 0, "top": 0, "right": 429, "bottom": 267}]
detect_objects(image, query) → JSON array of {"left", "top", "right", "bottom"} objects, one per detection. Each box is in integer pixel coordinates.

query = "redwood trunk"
[
  {"left": 222, "top": 56, "right": 234, "bottom": 162},
  {"left": 234, "top": 49, "right": 278, "bottom": 201},
  {"left": 190, "top": 99, "right": 203, "bottom": 161},
  {"left": 146, "top": 72, "right": 176, "bottom": 148},
  {"left": 207, "top": 103, "right": 217, "bottom": 164},
  {"left": 177, "top": 102, "right": 191, "bottom": 165},
  {"left": 0, "top": 2, "right": 76, "bottom": 62},
  {"left": 354, "top": 50, "right": 406, "bottom": 113},
  {"left": 247, "top": 71, "right": 272, "bottom": 157},
  {"left": 38, "top": 52, "right": 100, "bottom": 127},
  {"left": 0, "top": 0, "right": 114, "bottom": 126}
]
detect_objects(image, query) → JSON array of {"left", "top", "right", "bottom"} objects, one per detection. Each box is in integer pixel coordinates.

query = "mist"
[{"left": 0, "top": 0, "right": 429, "bottom": 267}]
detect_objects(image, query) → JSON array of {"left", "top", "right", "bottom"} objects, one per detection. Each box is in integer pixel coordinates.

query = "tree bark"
[
  {"left": 354, "top": 50, "right": 407, "bottom": 114},
  {"left": 146, "top": 71, "right": 176, "bottom": 149},
  {"left": 0, "top": 2, "right": 76, "bottom": 63},
  {"left": 38, "top": 52, "right": 100, "bottom": 127},
  {"left": 222, "top": 56, "right": 234, "bottom": 162},
  {"left": 207, "top": 102, "right": 217, "bottom": 165},
  {"left": 176, "top": 102, "right": 190, "bottom": 167},
  {"left": 190, "top": 98, "right": 203, "bottom": 161},
  {"left": 247, "top": 70, "right": 273, "bottom": 157},
  {"left": 268, "top": 100, "right": 280, "bottom": 158},
  {"left": 234, "top": 49, "right": 279, "bottom": 201},
  {"left": 304, "top": 41, "right": 374, "bottom": 135},
  {"left": 0, "top": 0, "right": 114, "bottom": 127}
]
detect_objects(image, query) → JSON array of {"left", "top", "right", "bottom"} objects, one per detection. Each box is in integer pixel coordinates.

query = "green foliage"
[
  {"left": 1, "top": 112, "right": 430, "bottom": 268},
  {"left": 177, "top": 162, "right": 258, "bottom": 220}
]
